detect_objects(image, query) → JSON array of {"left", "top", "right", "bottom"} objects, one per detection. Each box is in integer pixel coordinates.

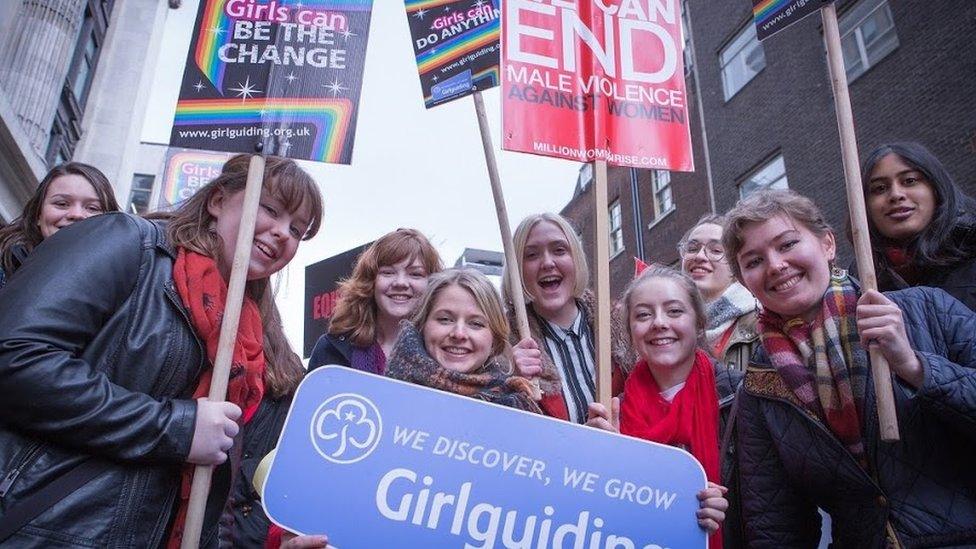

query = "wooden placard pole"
[
  {"left": 471, "top": 91, "right": 539, "bottom": 397},
  {"left": 181, "top": 153, "right": 267, "bottom": 548},
  {"left": 821, "top": 3, "right": 899, "bottom": 442},
  {"left": 593, "top": 160, "right": 612, "bottom": 409}
]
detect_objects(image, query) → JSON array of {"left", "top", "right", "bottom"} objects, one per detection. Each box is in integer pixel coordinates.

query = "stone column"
[{"left": 0, "top": 0, "right": 87, "bottom": 155}]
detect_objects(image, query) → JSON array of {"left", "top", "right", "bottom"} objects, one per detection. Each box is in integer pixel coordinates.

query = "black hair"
[{"left": 861, "top": 141, "right": 976, "bottom": 269}]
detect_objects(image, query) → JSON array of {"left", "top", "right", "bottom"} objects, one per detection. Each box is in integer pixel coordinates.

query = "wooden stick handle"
[
  {"left": 181, "top": 154, "right": 267, "bottom": 548},
  {"left": 593, "top": 160, "right": 612, "bottom": 409},
  {"left": 822, "top": 4, "right": 899, "bottom": 442},
  {"left": 471, "top": 92, "right": 539, "bottom": 397}
]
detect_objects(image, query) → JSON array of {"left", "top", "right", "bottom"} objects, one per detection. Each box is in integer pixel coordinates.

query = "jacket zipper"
[{"left": 0, "top": 442, "right": 44, "bottom": 498}]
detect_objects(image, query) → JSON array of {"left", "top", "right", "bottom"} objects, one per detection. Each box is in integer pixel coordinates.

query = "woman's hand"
[
  {"left": 696, "top": 482, "right": 728, "bottom": 534},
  {"left": 513, "top": 337, "right": 543, "bottom": 378},
  {"left": 187, "top": 398, "right": 241, "bottom": 465},
  {"left": 281, "top": 532, "right": 328, "bottom": 548},
  {"left": 856, "top": 290, "right": 924, "bottom": 388},
  {"left": 585, "top": 398, "right": 620, "bottom": 433}
]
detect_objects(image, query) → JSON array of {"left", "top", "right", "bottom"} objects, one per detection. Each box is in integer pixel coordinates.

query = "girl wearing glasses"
[
  {"left": 860, "top": 142, "right": 976, "bottom": 311},
  {"left": 679, "top": 214, "right": 759, "bottom": 372}
]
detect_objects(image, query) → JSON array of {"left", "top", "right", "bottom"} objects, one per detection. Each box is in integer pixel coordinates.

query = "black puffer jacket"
[
  {"left": 0, "top": 213, "right": 226, "bottom": 547},
  {"left": 736, "top": 287, "right": 976, "bottom": 548}
]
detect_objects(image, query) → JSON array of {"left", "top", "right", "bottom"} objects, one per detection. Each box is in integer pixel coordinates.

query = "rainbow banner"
[
  {"left": 170, "top": 0, "right": 373, "bottom": 164},
  {"left": 752, "top": 0, "right": 831, "bottom": 41},
  {"left": 157, "top": 149, "right": 233, "bottom": 210},
  {"left": 404, "top": 0, "right": 500, "bottom": 108}
]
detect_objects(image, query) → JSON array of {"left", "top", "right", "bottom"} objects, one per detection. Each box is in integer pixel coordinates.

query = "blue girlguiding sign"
[{"left": 263, "top": 366, "right": 708, "bottom": 548}]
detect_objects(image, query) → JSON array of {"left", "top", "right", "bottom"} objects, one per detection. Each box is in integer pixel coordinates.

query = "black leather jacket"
[{"left": 0, "top": 213, "right": 225, "bottom": 547}]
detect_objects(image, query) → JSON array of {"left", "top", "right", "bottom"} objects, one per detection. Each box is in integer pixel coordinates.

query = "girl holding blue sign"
[
  {"left": 586, "top": 266, "right": 739, "bottom": 548},
  {"left": 309, "top": 228, "right": 443, "bottom": 374},
  {"left": 273, "top": 269, "right": 540, "bottom": 548},
  {"left": 724, "top": 190, "right": 976, "bottom": 547},
  {"left": 0, "top": 154, "right": 322, "bottom": 547}
]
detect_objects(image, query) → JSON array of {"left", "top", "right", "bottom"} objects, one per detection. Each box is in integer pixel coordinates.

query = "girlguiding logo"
[{"left": 310, "top": 393, "right": 382, "bottom": 464}]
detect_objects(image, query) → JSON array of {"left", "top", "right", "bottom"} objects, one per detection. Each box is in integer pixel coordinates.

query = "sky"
[{"left": 142, "top": 1, "right": 583, "bottom": 356}]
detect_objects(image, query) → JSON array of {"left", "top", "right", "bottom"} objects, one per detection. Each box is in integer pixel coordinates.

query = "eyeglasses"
[{"left": 678, "top": 239, "right": 726, "bottom": 261}]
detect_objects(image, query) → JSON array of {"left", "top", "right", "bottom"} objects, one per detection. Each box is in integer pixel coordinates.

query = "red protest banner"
[{"left": 502, "top": 1, "right": 693, "bottom": 171}]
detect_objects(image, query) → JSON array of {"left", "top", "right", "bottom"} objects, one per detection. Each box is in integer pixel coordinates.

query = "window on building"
[
  {"left": 739, "top": 155, "right": 789, "bottom": 198},
  {"left": 577, "top": 163, "right": 593, "bottom": 193},
  {"left": 129, "top": 174, "right": 155, "bottom": 215},
  {"left": 652, "top": 171, "right": 674, "bottom": 218},
  {"left": 609, "top": 200, "right": 624, "bottom": 256},
  {"left": 838, "top": 0, "right": 898, "bottom": 81},
  {"left": 45, "top": 0, "right": 114, "bottom": 166},
  {"left": 720, "top": 24, "right": 766, "bottom": 100}
]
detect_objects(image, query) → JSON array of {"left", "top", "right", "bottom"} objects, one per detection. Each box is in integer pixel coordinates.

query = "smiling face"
[
  {"left": 866, "top": 153, "right": 937, "bottom": 243},
  {"left": 37, "top": 174, "right": 104, "bottom": 239},
  {"left": 735, "top": 215, "right": 835, "bottom": 320},
  {"left": 628, "top": 278, "right": 699, "bottom": 386},
  {"left": 680, "top": 223, "right": 734, "bottom": 302},
  {"left": 207, "top": 187, "right": 310, "bottom": 281},
  {"left": 374, "top": 256, "right": 429, "bottom": 324},
  {"left": 522, "top": 220, "right": 579, "bottom": 326},
  {"left": 423, "top": 284, "right": 494, "bottom": 374}
]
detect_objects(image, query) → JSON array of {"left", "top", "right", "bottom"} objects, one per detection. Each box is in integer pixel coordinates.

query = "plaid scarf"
[
  {"left": 386, "top": 321, "right": 541, "bottom": 414},
  {"left": 758, "top": 273, "right": 868, "bottom": 466}
]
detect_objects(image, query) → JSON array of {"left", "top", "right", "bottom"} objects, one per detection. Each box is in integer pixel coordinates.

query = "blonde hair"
[
  {"left": 412, "top": 268, "right": 510, "bottom": 358},
  {"left": 503, "top": 212, "right": 589, "bottom": 305},
  {"left": 328, "top": 228, "right": 443, "bottom": 347},
  {"left": 722, "top": 190, "right": 833, "bottom": 282},
  {"left": 159, "top": 153, "right": 323, "bottom": 398},
  {"left": 619, "top": 266, "right": 707, "bottom": 347}
]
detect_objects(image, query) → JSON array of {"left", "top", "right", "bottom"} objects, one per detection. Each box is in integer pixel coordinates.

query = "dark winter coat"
[
  {"left": 0, "top": 213, "right": 227, "bottom": 548},
  {"left": 736, "top": 287, "right": 976, "bottom": 548},
  {"left": 219, "top": 395, "right": 292, "bottom": 548},
  {"left": 869, "top": 212, "right": 976, "bottom": 312},
  {"left": 308, "top": 331, "right": 354, "bottom": 371},
  {"left": 715, "top": 363, "right": 745, "bottom": 549},
  {"left": 0, "top": 243, "right": 29, "bottom": 290}
]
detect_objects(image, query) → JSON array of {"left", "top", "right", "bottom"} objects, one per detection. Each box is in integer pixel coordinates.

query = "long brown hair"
[
  {"left": 161, "top": 153, "right": 324, "bottom": 398},
  {"left": 329, "top": 228, "right": 443, "bottom": 347},
  {"left": 0, "top": 162, "right": 120, "bottom": 273}
]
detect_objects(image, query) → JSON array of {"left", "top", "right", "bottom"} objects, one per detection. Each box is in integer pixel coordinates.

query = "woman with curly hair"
[{"left": 309, "top": 228, "right": 443, "bottom": 373}]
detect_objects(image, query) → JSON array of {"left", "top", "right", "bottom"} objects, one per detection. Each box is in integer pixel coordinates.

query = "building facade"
[
  {"left": 0, "top": 0, "right": 173, "bottom": 222},
  {"left": 561, "top": 0, "right": 976, "bottom": 298}
]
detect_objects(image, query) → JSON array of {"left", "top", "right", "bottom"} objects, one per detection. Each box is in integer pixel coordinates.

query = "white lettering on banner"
[
  {"left": 431, "top": 436, "right": 549, "bottom": 484},
  {"left": 374, "top": 468, "right": 673, "bottom": 549},
  {"left": 507, "top": 0, "right": 680, "bottom": 84}
]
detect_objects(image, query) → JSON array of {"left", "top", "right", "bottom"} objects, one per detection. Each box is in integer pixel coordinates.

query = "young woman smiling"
[
  {"left": 586, "top": 267, "right": 741, "bottom": 548},
  {"left": 309, "top": 228, "right": 443, "bottom": 374},
  {"left": 275, "top": 269, "right": 539, "bottom": 549},
  {"left": 0, "top": 154, "right": 322, "bottom": 547},
  {"left": 505, "top": 213, "right": 628, "bottom": 424},
  {"left": 725, "top": 190, "right": 976, "bottom": 547},
  {"left": 0, "top": 162, "right": 120, "bottom": 288},
  {"left": 679, "top": 214, "right": 759, "bottom": 372},
  {"left": 860, "top": 142, "right": 976, "bottom": 310}
]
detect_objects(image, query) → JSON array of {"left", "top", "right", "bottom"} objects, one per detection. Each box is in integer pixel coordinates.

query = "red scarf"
[
  {"left": 620, "top": 349, "right": 722, "bottom": 549},
  {"left": 167, "top": 248, "right": 267, "bottom": 548}
]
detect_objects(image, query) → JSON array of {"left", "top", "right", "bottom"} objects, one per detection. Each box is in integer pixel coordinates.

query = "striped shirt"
[{"left": 536, "top": 308, "right": 597, "bottom": 424}]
